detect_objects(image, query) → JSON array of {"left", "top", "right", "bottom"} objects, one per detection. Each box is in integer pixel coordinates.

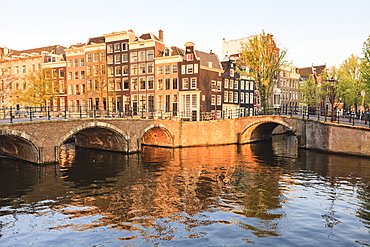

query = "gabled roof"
[
  {"left": 299, "top": 65, "right": 326, "bottom": 78},
  {"left": 196, "top": 50, "right": 222, "bottom": 70},
  {"left": 136, "top": 33, "right": 160, "bottom": 41},
  {"left": 86, "top": 36, "right": 105, "bottom": 45},
  {"left": 8, "top": 45, "right": 65, "bottom": 56}
]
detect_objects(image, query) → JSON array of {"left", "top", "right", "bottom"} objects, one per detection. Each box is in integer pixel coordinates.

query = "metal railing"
[{"left": 1, "top": 105, "right": 369, "bottom": 128}]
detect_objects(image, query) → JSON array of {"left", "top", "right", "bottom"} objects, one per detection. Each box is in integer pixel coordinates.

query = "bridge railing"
[{"left": 1, "top": 105, "right": 369, "bottom": 128}]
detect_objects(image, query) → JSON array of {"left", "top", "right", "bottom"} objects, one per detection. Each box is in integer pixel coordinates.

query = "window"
[
  {"left": 241, "top": 92, "right": 245, "bottom": 103},
  {"left": 186, "top": 54, "right": 193, "bottom": 61},
  {"left": 157, "top": 66, "right": 163, "bottom": 75},
  {"left": 68, "top": 72, "right": 72, "bottom": 80},
  {"left": 108, "top": 79, "right": 114, "bottom": 91},
  {"left": 80, "top": 70, "right": 85, "bottom": 79},
  {"left": 187, "top": 64, "right": 193, "bottom": 74},
  {"left": 147, "top": 50, "right": 154, "bottom": 60},
  {"left": 172, "top": 64, "right": 178, "bottom": 73},
  {"left": 139, "top": 63, "right": 146, "bottom": 74},
  {"left": 140, "top": 77, "right": 146, "bottom": 90},
  {"left": 182, "top": 78, "right": 189, "bottom": 89},
  {"left": 229, "top": 92, "right": 233, "bottom": 102},
  {"left": 59, "top": 69, "right": 65, "bottom": 78},
  {"left": 115, "top": 66, "right": 122, "bottom": 75},
  {"left": 123, "top": 77, "right": 129, "bottom": 89},
  {"left": 107, "top": 55, "right": 113, "bottom": 64},
  {"left": 115, "top": 78, "right": 122, "bottom": 91},
  {"left": 211, "top": 95, "right": 216, "bottom": 105},
  {"left": 80, "top": 58, "right": 84, "bottom": 66},
  {"left": 107, "top": 44, "right": 113, "bottom": 53},
  {"left": 100, "top": 52, "right": 105, "bottom": 61},
  {"left": 147, "top": 76, "right": 154, "bottom": 90},
  {"left": 241, "top": 80, "right": 245, "bottom": 89},
  {"left": 172, "top": 78, "right": 178, "bottom": 89},
  {"left": 234, "top": 92, "right": 238, "bottom": 103},
  {"left": 158, "top": 79, "right": 163, "bottom": 90},
  {"left": 190, "top": 78, "right": 197, "bottom": 89},
  {"left": 139, "top": 51, "right": 146, "bottom": 62},
  {"left": 122, "top": 65, "right": 128, "bottom": 74},
  {"left": 147, "top": 63, "right": 154, "bottom": 74},
  {"left": 108, "top": 67, "right": 114, "bottom": 76},
  {"left": 22, "top": 65, "right": 27, "bottom": 74},
  {"left": 131, "top": 64, "right": 137, "bottom": 75},
  {"left": 114, "top": 43, "right": 120, "bottom": 52},
  {"left": 93, "top": 53, "right": 99, "bottom": 62},
  {"left": 74, "top": 59, "right": 78, "bottom": 67},
  {"left": 217, "top": 95, "right": 221, "bottom": 105},
  {"left": 122, "top": 53, "right": 128, "bottom": 62},
  {"left": 217, "top": 81, "right": 222, "bottom": 91},
  {"left": 165, "top": 65, "right": 170, "bottom": 74},
  {"left": 115, "top": 54, "right": 121, "bottom": 64},
  {"left": 86, "top": 66, "right": 91, "bottom": 76},
  {"left": 130, "top": 52, "right": 137, "bottom": 62},
  {"left": 165, "top": 78, "right": 171, "bottom": 90},
  {"left": 131, "top": 78, "right": 138, "bottom": 90},
  {"left": 67, "top": 60, "right": 72, "bottom": 67},
  {"left": 122, "top": 43, "right": 128, "bottom": 51},
  {"left": 224, "top": 91, "right": 228, "bottom": 102},
  {"left": 230, "top": 68, "right": 234, "bottom": 77},
  {"left": 86, "top": 54, "right": 92, "bottom": 62},
  {"left": 224, "top": 79, "right": 229, "bottom": 88}
]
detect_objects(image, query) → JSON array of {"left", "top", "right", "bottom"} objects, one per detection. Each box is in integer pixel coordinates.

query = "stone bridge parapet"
[{"left": 0, "top": 116, "right": 369, "bottom": 164}]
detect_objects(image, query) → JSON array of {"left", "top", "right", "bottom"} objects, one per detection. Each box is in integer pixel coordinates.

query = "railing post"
[
  {"left": 79, "top": 105, "right": 82, "bottom": 118},
  {"left": 47, "top": 106, "right": 50, "bottom": 120},
  {"left": 29, "top": 107, "right": 33, "bottom": 121},
  {"left": 10, "top": 106, "right": 13, "bottom": 123}
]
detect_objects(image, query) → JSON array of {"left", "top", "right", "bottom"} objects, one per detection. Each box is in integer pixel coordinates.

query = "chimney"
[{"left": 159, "top": 30, "right": 163, "bottom": 42}]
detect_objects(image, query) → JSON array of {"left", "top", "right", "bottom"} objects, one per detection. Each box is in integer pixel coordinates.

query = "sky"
[{"left": 1, "top": 0, "right": 369, "bottom": 68}]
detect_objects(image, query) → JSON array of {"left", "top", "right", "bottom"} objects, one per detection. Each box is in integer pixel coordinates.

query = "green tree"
[
  {"left": 237, "top": 31, "right": 287, "bottom": 109},
  {"left": 338, "top": 54, "right": 364, "bottom": 112},
  {"left": 13, "top": 67, "right": 57, "bottom": 106},
  {"left": 361, "top": 35, "right": 370, "bottom": 105},
  {"left": 299, "top": 74, "right": 320, "bottom": 108}
]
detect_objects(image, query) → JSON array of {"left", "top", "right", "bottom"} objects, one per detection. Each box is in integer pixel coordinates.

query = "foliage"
[
  {"left": 361, "top": 35, "right": 370, "bottom": 98},
  {"left": 337, "top": 54, "right": 364, "bottom": 111},
  {"left": 13, "top": 68, "right": 58, "bottom": 106},
  {"left": 84, "top": 50, "right": 116, "bottom": 107},
  {"left": 237, "top": 31, "right": 287, "bottom": 109},
  {"left": 299, "top": 74, "right": 320, "bottom": 107}
]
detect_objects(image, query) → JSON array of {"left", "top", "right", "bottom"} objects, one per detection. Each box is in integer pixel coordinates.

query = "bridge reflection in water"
[{"left": 0, "top": 135, "right": 369, "bottom": 246}]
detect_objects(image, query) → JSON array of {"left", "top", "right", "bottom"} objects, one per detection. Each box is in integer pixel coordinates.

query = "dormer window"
[{"left": 186, "top": 54, "right": 193, "bottom": 61}]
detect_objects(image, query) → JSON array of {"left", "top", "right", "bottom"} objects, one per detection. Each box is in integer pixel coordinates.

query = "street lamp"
[{"left": 328, "top": 78, "right": 337, "bottom": 122}]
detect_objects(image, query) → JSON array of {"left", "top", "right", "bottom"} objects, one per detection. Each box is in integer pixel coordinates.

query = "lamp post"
[{"left": 328, "top": 78, "right": 337, "bottom": 122}]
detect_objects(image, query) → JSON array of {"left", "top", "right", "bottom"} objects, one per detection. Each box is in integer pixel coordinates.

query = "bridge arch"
[
  {"left": 0, "top": 130, "right": 40, "bottom": 163},
  {"left": 140, "top": 124, "right": 174, "bottom": 148},
  {"left": 58, "top": 121, "right": 130, "bottom": 152},
  {"left": 239, "top": 120, "right": 296, "bottom": 144}
]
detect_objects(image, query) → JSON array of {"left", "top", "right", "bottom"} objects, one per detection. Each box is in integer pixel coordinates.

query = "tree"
[
  {"left": 299, "top": 74, "right": 320, "bottom": 108},
  {"left": 13, "top": 67, "right": 58, "bottom": 107},
  {"left": 361, "top": 35, "right": 370, "bottom": 103},
  {"left": 84, "top": 50, "right": 116, "bottom": 110},
  {"left": 338, "top": 54, "right": 364, "bottom": 112},
  {"left": 237, "top": 31, "right": 287, "bottom": 109}
]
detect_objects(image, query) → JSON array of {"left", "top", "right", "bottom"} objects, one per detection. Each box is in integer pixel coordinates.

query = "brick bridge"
[{"left": 0, "top": 115, "right": 369, "bottom": 164}]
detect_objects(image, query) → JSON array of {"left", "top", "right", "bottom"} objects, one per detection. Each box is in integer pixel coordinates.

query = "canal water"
[{"left": 0, "top": 135, "right": 369, "bottom": 246}]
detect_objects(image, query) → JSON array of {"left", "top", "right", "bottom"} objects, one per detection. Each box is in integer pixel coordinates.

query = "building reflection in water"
[{"left": 0, "top": 133, "right": 369, "bottom": 245}]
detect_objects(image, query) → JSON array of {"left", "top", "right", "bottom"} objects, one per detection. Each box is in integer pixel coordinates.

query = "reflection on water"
[{"left": 0, "top": 135, "right": 369, "bottom": 246}]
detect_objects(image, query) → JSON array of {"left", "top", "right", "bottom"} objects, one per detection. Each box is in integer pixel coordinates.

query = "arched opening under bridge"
[
  {"left": 0, "top": 134, "right": 39, "bottom": 163},
  {"left": 141, "top": 126, "right": 173, "bottom": 148}
]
